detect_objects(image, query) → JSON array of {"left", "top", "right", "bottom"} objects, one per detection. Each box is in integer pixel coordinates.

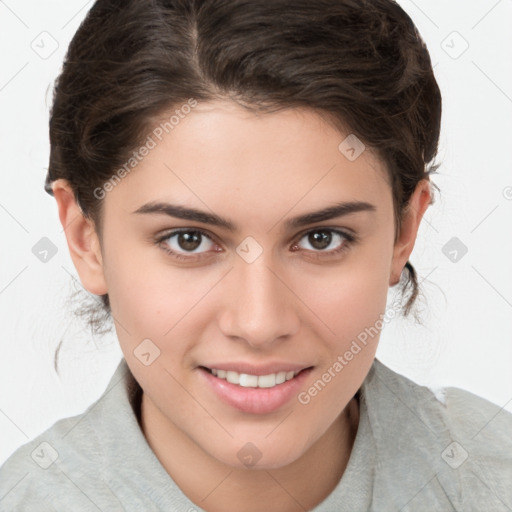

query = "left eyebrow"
[
  {"left": 284, "top": 201, "right": 376, "bottom": 229},
  {"left": 132, "top": 200, "right": 376, "bottom": 232}
]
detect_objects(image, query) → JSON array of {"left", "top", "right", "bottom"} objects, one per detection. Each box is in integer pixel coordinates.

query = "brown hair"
[{"left": 45, "top": 0, "right": 442, "bottom": 332}]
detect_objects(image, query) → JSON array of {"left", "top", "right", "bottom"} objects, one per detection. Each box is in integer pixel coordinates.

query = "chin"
[{"left": 207, "top": 437, "right": 308, "bottom": 471}]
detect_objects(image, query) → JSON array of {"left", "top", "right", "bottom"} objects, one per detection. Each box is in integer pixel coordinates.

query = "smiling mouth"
[{"left": 200, "top": 366, "right": 313, "bottom": 389}]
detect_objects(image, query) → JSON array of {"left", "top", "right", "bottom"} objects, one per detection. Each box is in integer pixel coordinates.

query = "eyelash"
[{"left": 155, "top": 227, "right": 358, "bottom": 263}]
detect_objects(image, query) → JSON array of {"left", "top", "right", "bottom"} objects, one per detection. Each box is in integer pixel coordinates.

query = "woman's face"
[{"left": 86, "top": 100, "right": 421, "bottom": 469}]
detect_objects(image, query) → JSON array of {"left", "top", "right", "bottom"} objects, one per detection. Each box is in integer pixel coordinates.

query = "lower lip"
[{"left": 199, "top": 367, "right": 313, "bottom": 414}]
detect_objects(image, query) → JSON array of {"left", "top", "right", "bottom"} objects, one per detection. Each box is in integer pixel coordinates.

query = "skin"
[{"left": 53, "top": 100, "right": 431, "bottom": 512}]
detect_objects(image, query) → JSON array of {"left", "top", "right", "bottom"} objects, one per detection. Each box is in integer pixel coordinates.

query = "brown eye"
[
  {"left": 158, "top": 229, "right": 218, "bottom": 260},
  {"left": 294, "top": 228, "right": 354, "bottom": 254},
  {"left": 307, "top": 230, "right": 334, "bottom": 250},
  {"left": 175, "top": 231, "right": 203, "bottom": 251}
]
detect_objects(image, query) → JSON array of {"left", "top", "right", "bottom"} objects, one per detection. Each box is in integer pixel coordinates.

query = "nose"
[{"left": 218, "top": 253, "right": 300, "bottom": 349}]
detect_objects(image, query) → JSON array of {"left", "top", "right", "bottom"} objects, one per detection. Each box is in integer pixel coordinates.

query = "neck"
[{"left": 140, "top": 393, "right": 360, "bottom": 512}]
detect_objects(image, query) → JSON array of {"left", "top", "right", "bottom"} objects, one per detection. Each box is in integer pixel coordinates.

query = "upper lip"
[{"left": 200, "top": 362, "right": 313, "bottom": 376}]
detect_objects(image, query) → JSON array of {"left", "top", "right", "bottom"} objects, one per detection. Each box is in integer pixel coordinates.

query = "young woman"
[{"left": 1, "top": 0, "right": 511, "bottom": 510}]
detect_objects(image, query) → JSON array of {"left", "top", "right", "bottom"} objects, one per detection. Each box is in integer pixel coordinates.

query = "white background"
[{"left": 1, "top": 0, "right": 511, "bottom": 465}]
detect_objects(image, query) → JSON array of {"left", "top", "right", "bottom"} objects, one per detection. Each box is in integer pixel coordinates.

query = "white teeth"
[
  {"left": 276, "top": 371, "right": 286, "bottom": 384},
  {"left": 209, "top": 368, "right": 302, "bottom": 388},
  {"left": 226, "top": 371, "right": 240, "bottom": 385},
  {"left": 239, "top": 374, "right": 259, "bottom": 387},
  {"left": 257, "top": 373, "right": 276, "bottom": 388}
]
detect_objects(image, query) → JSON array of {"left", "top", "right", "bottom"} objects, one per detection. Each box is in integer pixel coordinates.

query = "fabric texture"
[{"left": 1, "top": 357, "right": 511, "bottom": 511}]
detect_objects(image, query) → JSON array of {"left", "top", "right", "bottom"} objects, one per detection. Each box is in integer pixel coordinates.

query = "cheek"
[
  {"left": 297, "top": 242, "right": 392, "bottom": 348},
  {"left": 102, "top": 235, "right": 219, "bottom": 364},
  {"left": 100, "top": 232, "right": 178, "bottom": 342}
]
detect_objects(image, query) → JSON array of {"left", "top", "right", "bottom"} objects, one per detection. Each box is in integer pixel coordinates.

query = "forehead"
[{"left": 103, "top": 101, "right": 391, "bottom": 226}]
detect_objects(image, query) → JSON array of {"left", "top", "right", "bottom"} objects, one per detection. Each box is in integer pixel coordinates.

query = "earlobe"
[
  {"left": 389, "top": 180, "right": 432, "bottom": 286},
  {"left": 52, "top": 179, "right": 108, "bottom": 295}
]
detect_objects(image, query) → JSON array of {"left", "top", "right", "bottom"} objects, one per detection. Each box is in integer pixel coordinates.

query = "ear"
[
  {"left": 389, "top": 179, "right": 432, "bottom": 286},
  {"left": 52, "top": 179, "right": 108, "bottom": 295}
]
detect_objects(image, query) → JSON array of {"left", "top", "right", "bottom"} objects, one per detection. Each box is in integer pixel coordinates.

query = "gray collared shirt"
[{"left": 1, "top": 357, "right": 511, "bottom": 511}]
